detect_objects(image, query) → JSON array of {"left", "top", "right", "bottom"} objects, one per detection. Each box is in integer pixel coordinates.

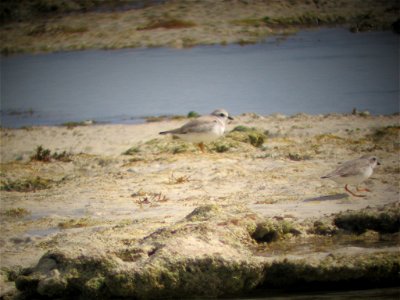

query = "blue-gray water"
[{"left": 1, "top": 28, "right": 399, "bottom": 128}]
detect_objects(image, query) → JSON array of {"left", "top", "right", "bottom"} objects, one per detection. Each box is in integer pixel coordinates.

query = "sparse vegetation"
[
  {"left": 31, "top": 145, "right": 51, "bottom": 162},
  {"left": 228, "top": 126, "right": 268, "bottom": 148},
  {"left": 138, "top": 18, "right": 196, "bottom": 30},
  {"left": 187, "top": 111, "right": 200, "bottom": 118},
  {"left": 172, "top": 143, "right": 189, "bottom": 154},
  {"left": 123, "top": 146, "right": 140, "bottom": 155},
  {"left": 58, "top": 218, "right": 98, "bottom": 229},
  {"left": 27, "top": 23, "right": 88, "bottom": 36},
  {"left": 232, "top": 125, "right": 254, "bottom": 132},
  {"left": 334, "top": 207, "right": 400, "bottom": 234},
  {"left": 60, "top": 121, "right": 91, "bottom": 129},
  {"left": 311, "top": 220, "right": 337, "bottom": 236},
  {"left": 52, "top": 150, "right": 72, "bottom": 161},
  {"left": 145, "top": 115, "right": 185, "bottom": 123},
  {"left": 287, "top": 153, "right": 312, "bottom": 161},
  {"left": 1, "top": 207, "right": 30, "bottom": 218},
  {"left": 185, "top": 204, "right": 221, "bottom": 222},
  {"left": 31, "top": 145, "right": 72, "bottom": 162},
  {"left": 369, "top": 125, "right": 400, "bottom": 142},
  {"left": 233, "top": 10, "right": 395, "bottom": 32},
  {"left": 132, "top": 191, "right": 169, "bottom": 206},
  {"left": 169, "top": 173, "right": 190, "bottom": 184},
  {"left": 0, "top": 0, "right": 140, "bottom": 23},
  {"left": 1, "top": 1, "right": 398, "bottom": 55},
  {"left": 212, "top": 142, "right": 231, "bottom": 153},
  {"left": 251, "top": 219, "right": 301, "bottom": 243},
  {"left": 1, "top": 177, "right": 52, "bottom": 192}
]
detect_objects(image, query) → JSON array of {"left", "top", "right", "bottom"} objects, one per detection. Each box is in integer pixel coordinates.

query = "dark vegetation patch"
[
  {"left": 187, "top": 111, "right": 200, "bottom": 118},
  {"left": 60, "top": 121, "right": 93, "bottom": 129},
  {"left": 1, "top": 207, "right": 31, "bottom": 218},
  {"left": 261, "top": 252, "right": 400, "bottom": 290},
  {"left": 334, "top": 207, "right": 400, "bottom": 234},
  {"left": 228, "top": 126, "right": 268, "bottom": 148},
  {"left": 58, "top": 218, "right": 99, "bottom": 229},
  {"left": 1, "top": 176, "right": 53, "bottom": 192},
  {"left": 0, "top": 0, "right": 164, "bottom": 23},
  {"left": 251, "top": 219, "right": 301, "bottom": 243},
  {"left": 31, "top": 145, "right": 72, "bottom": 162},
  {"left": 369, "top": 125, "right": 400, "bottom": 143},
  {"left": 233, "top": 10, "right": 398, "bottom": 32},
  {"left": 137, "top": 18, "right": 196, "bottom": 30}
]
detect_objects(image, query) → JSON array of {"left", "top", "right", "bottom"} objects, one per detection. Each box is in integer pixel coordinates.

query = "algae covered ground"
[
  {"left": 0, "top": 113, "right": 399, "bottom": 298},
  {"left": 1, "top": 0, "right": 399, "bottom": 55}
]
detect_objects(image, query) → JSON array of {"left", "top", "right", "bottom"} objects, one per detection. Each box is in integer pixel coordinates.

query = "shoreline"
[
  {"left": 2, "top": 110, "right": 399, "bottom": 130},
  {"left": 1, "top": 0, "right": 399, "bottom": 55}
]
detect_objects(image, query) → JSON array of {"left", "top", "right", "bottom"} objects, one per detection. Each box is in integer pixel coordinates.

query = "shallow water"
[
  {"left": 1, "top": 28, "right": 399, "bottom": 127},
  {"left": 234, "top": 287, "right": 400, "bottom": 299}
]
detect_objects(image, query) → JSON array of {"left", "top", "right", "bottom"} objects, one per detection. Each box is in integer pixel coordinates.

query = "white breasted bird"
[
  {"left": 159, "top": 109, "right": 233, "bottom": 152},
  {"left": 321, "top": 155, "right": 380, "bottom": 197}
]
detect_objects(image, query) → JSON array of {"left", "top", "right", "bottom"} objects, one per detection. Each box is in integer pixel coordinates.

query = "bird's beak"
[
  {"left": 377, "top": 161, "right": 381, "bottom": 165},
  {"left": 228, "top": 116, "right": 234, "bottom": 120}
]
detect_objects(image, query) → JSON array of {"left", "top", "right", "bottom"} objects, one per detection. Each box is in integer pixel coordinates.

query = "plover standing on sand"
[
  {"left": 159, "top": 109, "right": 233, "bottom": 152},
  {"left": 321, "top": 155, "right": 380, "bottom": 197}
]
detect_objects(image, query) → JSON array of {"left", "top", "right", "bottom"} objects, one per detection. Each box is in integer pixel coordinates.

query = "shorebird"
[
  {"left": 159, "top": 109, "right": 233, "bottom": 152},
  {"left": 321, "top": 155, "right": 380, "bottom": 197}
]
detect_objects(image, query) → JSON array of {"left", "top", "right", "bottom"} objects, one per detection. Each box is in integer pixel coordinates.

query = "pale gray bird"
[
  {"left": 159, "top": 109, "right": 233, "bottom": 152},
  {"left": 321, "top": 155, "right": 380, "bottom": 197}
]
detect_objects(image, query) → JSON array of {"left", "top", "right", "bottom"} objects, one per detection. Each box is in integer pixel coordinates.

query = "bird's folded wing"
[
  {"left": 173, "top": 118, "right": 218, "bottom": 134},
  {"left": 333, "top": 159, "right": 369, "bottom": 177}
]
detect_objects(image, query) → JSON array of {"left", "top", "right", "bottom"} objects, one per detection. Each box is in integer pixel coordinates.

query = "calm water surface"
[{"left": 1, "top": 28, "right": 399, "bottom": 127}]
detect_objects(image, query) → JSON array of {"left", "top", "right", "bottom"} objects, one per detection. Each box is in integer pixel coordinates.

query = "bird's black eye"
[
  {"left": 220, "top": 113, "right": 225, "bottom": 117},
  {"left": 372, "top": 157, "right": 376, "bottom": 161}
]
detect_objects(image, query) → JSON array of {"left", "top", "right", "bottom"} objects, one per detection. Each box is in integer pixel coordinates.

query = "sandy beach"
[{"left": 1, "top": 112, "right": 399, "bottom": 298}]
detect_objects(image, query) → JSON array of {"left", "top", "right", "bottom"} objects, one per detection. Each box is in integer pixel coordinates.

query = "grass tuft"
[
  {"left": 213, "top": 143, "right": 231, "bottom": 153},
  {"left": 228, "top": 126, "right": 268, "bottom": 148},
  {"left": 58, "top": 218, "right": 98, "bottom": 229},
  {"left": 138, "top": 18, "right": 196, "bottom": 30},
  {"left": 169, "top": 173, "right": 191, "bottom": 184},
  {"left": 1, "top": 177, "right": 52, "bottom": 192},
  {"left": 123, "top": 146, "right": 141, "bottom": 155},
  {"left": 187, "top": 111, "right": 200, "bottom": 118},
  {"left": 232, "top": 125, "right": 255, "bottom": 132},
  {"left": 287, "top": 153, "right": 312, "bottom": 161},
  {"left": 31, "top": 146, "right": 72, "bottom": 162},
  {"left": 1, "top": 207, "right": 31, "bottom": 218},
  {"left": 251, "top": 219, "right": 300, "bottom": 243}
]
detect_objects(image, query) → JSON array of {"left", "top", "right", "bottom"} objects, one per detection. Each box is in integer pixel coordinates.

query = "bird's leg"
[
  {"left": 356, "top": 186, "right": 371, "bottom": 192},
  {"left": 198, "top": 142, "right": 206, "bottom": 153},
  {"left": 345, "top": 184, "right": 366, "bottom": 197}
]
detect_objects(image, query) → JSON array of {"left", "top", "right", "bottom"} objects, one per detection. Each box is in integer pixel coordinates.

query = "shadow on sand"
[{"left": 303, "top": 193, "right": 349, "bottom": 202}]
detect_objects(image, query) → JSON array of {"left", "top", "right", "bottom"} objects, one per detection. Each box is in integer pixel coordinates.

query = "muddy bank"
[
  {"left": 0, "top": 113, "right": 399, "bottom": 298},
  {"left": 1, "top": 0, "right": 399, "bottom": 55}
]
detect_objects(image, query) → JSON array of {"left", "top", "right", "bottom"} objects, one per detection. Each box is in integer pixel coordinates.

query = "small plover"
[
  {"left": 321, "top": 155, "right": 380, "bottom": 197},
  {"left": 159, "top": 109, "right": 233, "bottom": 152}
]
